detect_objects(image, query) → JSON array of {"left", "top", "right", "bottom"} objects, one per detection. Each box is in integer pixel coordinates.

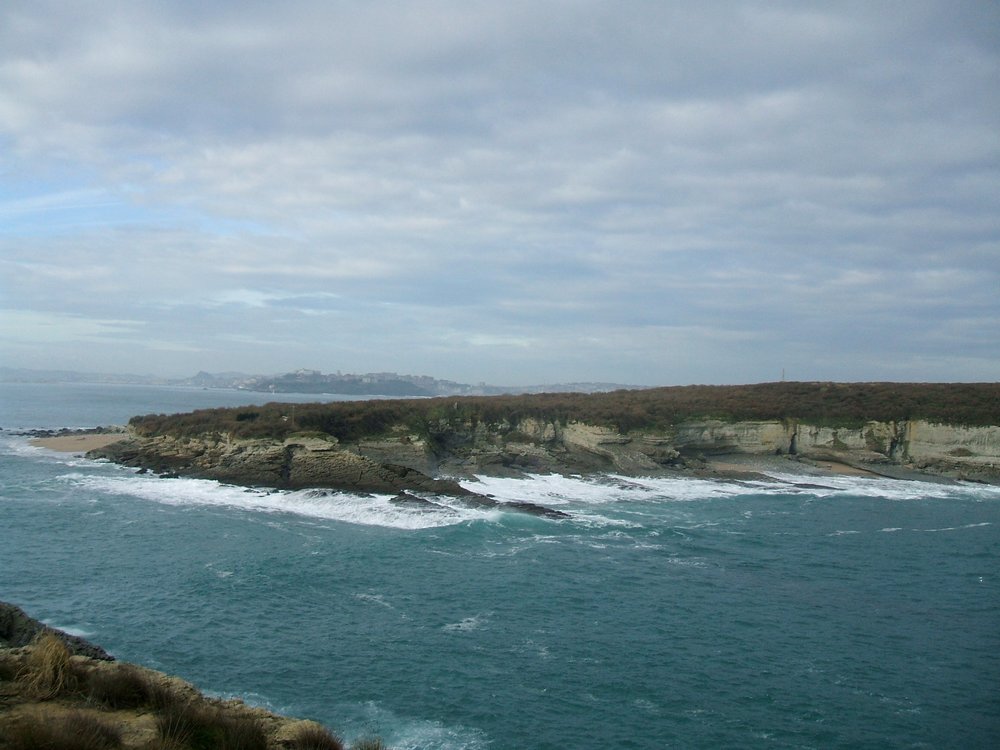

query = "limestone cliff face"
[
  {"left": 412, "top": 416, "right": 1000, "bottom": 481},
  {"left": 91, "top": 432, "right": 477, "bottom": 496},
  {"left": 903, "top": 422, "right": 1000, "bottom": 474},
  {"left": 92, "top": 416, "right": 1000, "bottom": 487},
  {"left": 88, "top": 431, "right": 569, "bottom": 518}
]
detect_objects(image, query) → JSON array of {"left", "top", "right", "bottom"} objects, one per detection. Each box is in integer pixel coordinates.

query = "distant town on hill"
[{"left": 0, "top": 367, "right": 638, "bottom": 397}]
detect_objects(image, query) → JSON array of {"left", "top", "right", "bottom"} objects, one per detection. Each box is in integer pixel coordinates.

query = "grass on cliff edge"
[
  {"left": 127, "top": 381, "right": 1000, "bottom": 442},
  {"left": 1, "top": 636, "right": 390, "bottom": 750}
]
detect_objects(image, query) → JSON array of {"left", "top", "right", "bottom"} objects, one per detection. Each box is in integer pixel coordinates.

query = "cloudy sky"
[{"left": 1, "top": 1, "right": 998, "bottom": 386}]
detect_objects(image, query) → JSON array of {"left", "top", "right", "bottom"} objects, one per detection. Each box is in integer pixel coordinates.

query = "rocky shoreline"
[
  {"left": 20, "top": 401, "right": 1000, "bottom": 520},
  {"left": 79, "top": 414, "right": 1000, "bottom": 496}
]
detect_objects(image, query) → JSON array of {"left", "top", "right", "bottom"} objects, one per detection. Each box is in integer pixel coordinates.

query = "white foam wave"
[
  {"left": 205, "top": 563, "right": 234, "bottom": 579},
  {"left": 1, "top": 435, "right": 115, "bottom": 473},
  {"left": 464, "top": 472, "right": 760, "bottom": 506},
  {"left": 920, "top": 522, "right": 992, "bottom": 533},
  {"left": 442, "top": 612, "right": 492, "bottom": 632},
  {"left": 42, "top": 621, "right": 94, "bottom": 639},
  {"left": 355, "top": 593, "right": 394, "bottom": 609},
  {"left": 763, "top": 472, "right": 1000, "bottom": 502},
  {"left": 44, "top": 457, "right": 1000, "bottom": 533},
  {"left": 466, "top": 470, "right": 1000, "bottom": 509},
  {"left": 63, "top": 472, "right": 495, "bottom": 530},
  {"left": 349, "top": 701, "right": 491, "bottom": 750}
]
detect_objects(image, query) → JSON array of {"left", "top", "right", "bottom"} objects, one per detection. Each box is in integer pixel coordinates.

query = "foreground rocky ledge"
[{"left": 0, "top": 601, "right": 379, "bottom": 749}]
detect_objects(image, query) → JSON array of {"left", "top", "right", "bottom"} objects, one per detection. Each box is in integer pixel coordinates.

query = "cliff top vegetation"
[{"left": 127, "top": 382, "right": 1000, "bottom": 443}]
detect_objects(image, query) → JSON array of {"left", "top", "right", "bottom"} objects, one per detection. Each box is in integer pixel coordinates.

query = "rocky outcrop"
[
  {"left": 89, "top": 414, "right": 1000, "bottom": 492},
  {"left": 88, "top": 432, "right": 568, "bottom": 518},
  {"left": 0, "top": 601, "right": 112, "bottom": 660}
]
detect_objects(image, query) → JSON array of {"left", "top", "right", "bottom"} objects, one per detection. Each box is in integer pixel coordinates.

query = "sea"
[{"left": 1, "top": 382, "right": 998, "bottom": 749}]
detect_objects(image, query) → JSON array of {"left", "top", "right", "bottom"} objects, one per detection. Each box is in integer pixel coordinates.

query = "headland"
[{"left": 75, "top": 383, "right": 1000, "bottom": 497}]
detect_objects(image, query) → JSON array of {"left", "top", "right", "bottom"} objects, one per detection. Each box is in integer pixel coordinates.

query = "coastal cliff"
[
  {"left": 87, "top": 383, "right": 1000, "bottom": 488},
  {"left": 89, "top": 432, "right": 569, "bottom": 518}
]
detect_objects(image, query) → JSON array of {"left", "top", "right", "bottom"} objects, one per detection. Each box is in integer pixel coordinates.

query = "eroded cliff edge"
[
  {"left": 89, "top": 415, "right": 1000, "bottom": 487},
  {"left": 86, "top": 383, "right": 1000, "bottom": 488}
]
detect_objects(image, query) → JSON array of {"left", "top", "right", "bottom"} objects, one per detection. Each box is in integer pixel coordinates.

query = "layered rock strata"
[
  {"left": 89, "top": 416, "right": 1000, "bottom": 490},
  {"left": 89, "top": 433, "right": 568, "bottom": 518}
]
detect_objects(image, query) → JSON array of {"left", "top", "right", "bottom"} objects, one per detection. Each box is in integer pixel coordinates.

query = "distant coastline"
[{"left": 0, "top": 366, "right": 639, "bottom": 398}]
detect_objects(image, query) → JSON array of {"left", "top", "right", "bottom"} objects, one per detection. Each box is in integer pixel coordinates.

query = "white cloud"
[
  {"left": 0, "top": 1, "right": 998, "bottom": 384},
  {"left": 0, "top": 310, "right": 143, "bottom": 345}
]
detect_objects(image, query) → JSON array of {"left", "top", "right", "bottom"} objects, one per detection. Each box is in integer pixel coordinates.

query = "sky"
[{"left": 1, "top": 1, "right": 998, "bottom": 386}]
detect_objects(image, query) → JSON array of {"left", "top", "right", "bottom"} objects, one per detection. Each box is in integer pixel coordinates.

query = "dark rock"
[
  {"left": 0, "top": 601, "right": 113, "bottom": 660},
  {"left": 388, "top": 493, "right": 448, "bottom": 511},
  {"left": 500, "top": 501, "right": 570, "bottom": 519},
  {"left": 87, "top": 435, "right": 571, "bottom": 519}
]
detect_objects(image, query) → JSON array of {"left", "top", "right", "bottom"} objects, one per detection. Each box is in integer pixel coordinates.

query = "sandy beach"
[
  {"left": 706, "top": 454, "right": 881, "bottom": 478},
  {"left": 30, "top": 433, "right": 127, "bottom": 453}
]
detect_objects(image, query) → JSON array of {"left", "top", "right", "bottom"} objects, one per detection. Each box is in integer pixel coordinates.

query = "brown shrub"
[
  {"left": 4, "top": 710, "right": 122, "bottom": 750},
  {"left": 156, "top": 701, "right": 267, "bottom": 750},
  {"left": 87, "top": 663, "right": 156, "bottom": 709},
  {"left": 18, "top": 632, "right": 83, "bottom": 698},
  {"left": 285, "top": 722, "right": 346, "bottom": 750}
]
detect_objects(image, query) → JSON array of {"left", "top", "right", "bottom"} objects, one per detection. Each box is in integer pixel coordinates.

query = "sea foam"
[{"left": 63, "top": 472, "right": 495, "bottom": 530}]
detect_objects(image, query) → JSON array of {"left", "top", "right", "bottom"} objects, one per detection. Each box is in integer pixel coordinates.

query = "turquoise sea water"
[{"left": 1, "top": 383, "right": 998, "bottom": 749}]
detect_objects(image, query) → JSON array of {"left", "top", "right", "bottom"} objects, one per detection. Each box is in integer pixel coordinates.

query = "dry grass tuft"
[
  {"left": 87, "top": 663, "right": 155, "bottom": 709},
  {"left": 155, "top": 701, "right": 268, "bottom": 750},
  {"left": 285, "top": 722, "right": 346, "bottom": 750},
  {"left": 4, "top": 710, "right": 122, "bottom": 750},
  {"left": 351, "top": 737, "right": 389, "bottom": 750},
  {"left": 18, "top": 632, "right": 82, "bottom": 698}
]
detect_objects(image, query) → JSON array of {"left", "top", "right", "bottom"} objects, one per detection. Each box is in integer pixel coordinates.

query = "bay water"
[{"left": 1, "top": 383, "right": 998, "bottom": 748}]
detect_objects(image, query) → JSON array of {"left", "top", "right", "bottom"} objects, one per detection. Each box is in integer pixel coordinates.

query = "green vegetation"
[{"left": 129, "top": 382, "right": 1000, "bottom": 442}]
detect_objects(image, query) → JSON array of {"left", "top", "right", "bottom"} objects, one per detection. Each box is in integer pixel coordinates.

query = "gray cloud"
[{"left": 1, "top": 1, "right": 998, "bottom": 384}]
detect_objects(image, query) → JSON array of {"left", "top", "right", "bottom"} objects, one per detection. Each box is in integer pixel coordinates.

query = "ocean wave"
[
  {"left": 442, "top": 612, "right": 492, "bottom": 632},
  {"left": 0, "top": 434, "right": 114, "bottom": 472},
  {"left": 467, "top": 471, "right": 1000, "bottom": 508},
  {"left": 919, "top": 522, "right": 993, "bottom": 533},
  {"left": 464, "top": 472, "right": 758, "bottom": 506},
  {"left": 40, "top": 620, "right": 95, "bottom": 639},
  {"left": 47, "top": 458, "right": 1000, "bottom": 534},
  {"left": 347, "top": 700, "right": 492, "bottom": 750},
  {"left": 62, "top": 472, "right": 498, "bottom": 530}
]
